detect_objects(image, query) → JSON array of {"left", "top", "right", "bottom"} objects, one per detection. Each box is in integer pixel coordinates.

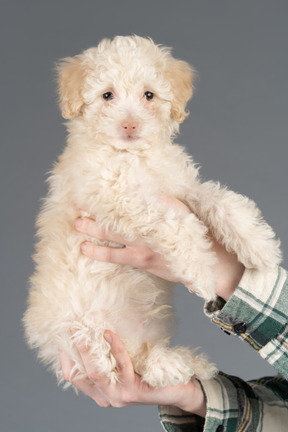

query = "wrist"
[
  {"left": 174, "top": 379, "right": 206, "bottom": 418},
  {"left": 211, "top": 238, "right": 245, "bottom": 302}
]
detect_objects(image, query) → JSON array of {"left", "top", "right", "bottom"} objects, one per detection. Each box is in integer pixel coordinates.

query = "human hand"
[
  {"left": 76, "top": 196, "right": 190, "bottom": 283},
  {"left": 76, "top": 197, "right": 244, "bottom": 302},
  {"left": 76, "top": 216, "right": 180, "bottom": 283},
  {"left": 59, "top": 330, "right": 206, "bottom": 417}
]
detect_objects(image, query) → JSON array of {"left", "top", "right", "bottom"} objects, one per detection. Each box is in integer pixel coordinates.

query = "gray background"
[{"left": 1, "top": 1, "right": 287, "bottom": 431}]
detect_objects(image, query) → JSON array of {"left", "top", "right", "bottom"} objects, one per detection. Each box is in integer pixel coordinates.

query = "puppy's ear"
[
  {"left": 56, "top": 55, "right": 86, "bottom": 119},
  {"left": 165, "top": 58, "right": 196, "bottom": 123}
]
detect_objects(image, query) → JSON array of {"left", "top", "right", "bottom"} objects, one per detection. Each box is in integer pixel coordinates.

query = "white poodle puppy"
[{"left": 23, "top": 35, "right": 281, "bottom": 388}]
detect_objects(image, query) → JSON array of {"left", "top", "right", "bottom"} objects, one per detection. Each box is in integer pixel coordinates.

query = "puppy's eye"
[
  {"left": 144, "top": 91, "right": 154, "bottom": 101},
  {"left": 103, "top": 92, "right": 114, "bottom": 101}
]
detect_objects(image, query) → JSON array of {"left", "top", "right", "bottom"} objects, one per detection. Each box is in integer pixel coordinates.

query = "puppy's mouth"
[{"left": 121, "top": 134, "right": 140, "bottom": 141}]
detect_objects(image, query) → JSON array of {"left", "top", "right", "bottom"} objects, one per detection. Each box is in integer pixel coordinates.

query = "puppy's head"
[{"left": 57, "top": 36, "right": 196, "bottom": 148}]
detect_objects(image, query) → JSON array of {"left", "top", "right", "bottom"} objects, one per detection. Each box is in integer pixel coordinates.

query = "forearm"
[{"left": 205, "top": 266, "right": 288, "bottom": 380}]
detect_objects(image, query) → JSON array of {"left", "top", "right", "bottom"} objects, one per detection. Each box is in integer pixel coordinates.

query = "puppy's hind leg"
[
  {"left": 134, "top": 343, "right": 217, "bottom": 388},
  {"left": 191, "top": 181, "right": 282, "bottom": 269}
]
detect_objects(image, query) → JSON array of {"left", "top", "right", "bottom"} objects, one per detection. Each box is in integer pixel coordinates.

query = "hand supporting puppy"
[
  {"left": 76, "top": 196, "right": 244, "bottom": 302},
  {"left": 77, "top": 217, "right": 180, "bottom": 283},
  {"left": 60, "top": 330, "right": 207, "bottom": 417}
]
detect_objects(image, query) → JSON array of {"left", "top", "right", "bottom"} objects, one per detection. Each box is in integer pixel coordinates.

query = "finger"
[
  {"left": 67, "top": 369, "right": 111, "bottom": 408},
  {"left": 72, "top": 375, "right": 110, "bottom": 405},
  {"left": 59, "top": 348, "right": 94, "bottom": 390},
  {"left": 159, "top": 195, "right": 191, "bottom": 214},
  {"left": 70, "top": 334, "right": 107, "bottom": 386},
  {"left": 81, "top": 242, "right": 125, "bottom": 264},
  {"left": 81, "top": 241, "right": 157, "bottom": 271},
  {"left": 81, "top": 242, "right": 147, "bottom": 268},
  {"left": 70, "top": 331, "right": 120, "bottom": 407},
  {"left": 104, "top": 331, "right": 135, "bottom": 383},
  {"left": 59, "top": 345, "right": 112, "bottom": 406},
  {"left": 76, "top": 217, "right": 128, "bottom": 246},
  {"left": 59, "top": 349, "right": 76, "bottom": 383}
]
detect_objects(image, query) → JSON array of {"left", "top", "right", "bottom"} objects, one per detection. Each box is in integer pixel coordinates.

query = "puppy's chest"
[{"left": 72, "top": 151, "right": 186, "bottom": 214}]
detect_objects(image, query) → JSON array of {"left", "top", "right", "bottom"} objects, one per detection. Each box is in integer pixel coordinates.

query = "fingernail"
[
  {"left": 104, "top": 332, "right": 112, "bottom": 345},
  {"left": 81, "top": 242, "right": 88, "bottom": 252},
  {"left": 75, "top": 218, "right": 83, "bottom": 229}
]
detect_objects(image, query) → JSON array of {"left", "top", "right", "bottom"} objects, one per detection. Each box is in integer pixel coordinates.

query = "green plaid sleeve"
[
  {"left": 159, "top": 373, "right": 288, "bottom": 432},
  {"left": 205, "top": 266, "right": 288, "bottom": 379},
  {"left": 200, "top": 373, "right": 288, "bottom": 432},
  {"left": 159, "top": 266, "right": 288, "bottom": 432}
]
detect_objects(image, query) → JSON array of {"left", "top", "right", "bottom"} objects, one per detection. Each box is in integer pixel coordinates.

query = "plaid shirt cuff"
[
  {"left": 201, "top": 372, "right": 259, "bottom": 431},
  {"left": 159, "top": 405, "right": 205, "bottom": 431},
  {"left": 201, "top": 372, "right": 288, "bottom": 431},
  {"left": 159, "top": 373, "right": 288, "bottom": 432},
  {"left": 159, "top": 374, "right": 258, "bottom": 432},
  {"left": 205, "top": 266, "right": 288, "bottom": 379}
]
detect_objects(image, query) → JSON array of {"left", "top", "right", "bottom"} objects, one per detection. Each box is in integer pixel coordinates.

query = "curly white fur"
[{"left": 23, "top": 35, "right": 281, "bottom": 388}]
